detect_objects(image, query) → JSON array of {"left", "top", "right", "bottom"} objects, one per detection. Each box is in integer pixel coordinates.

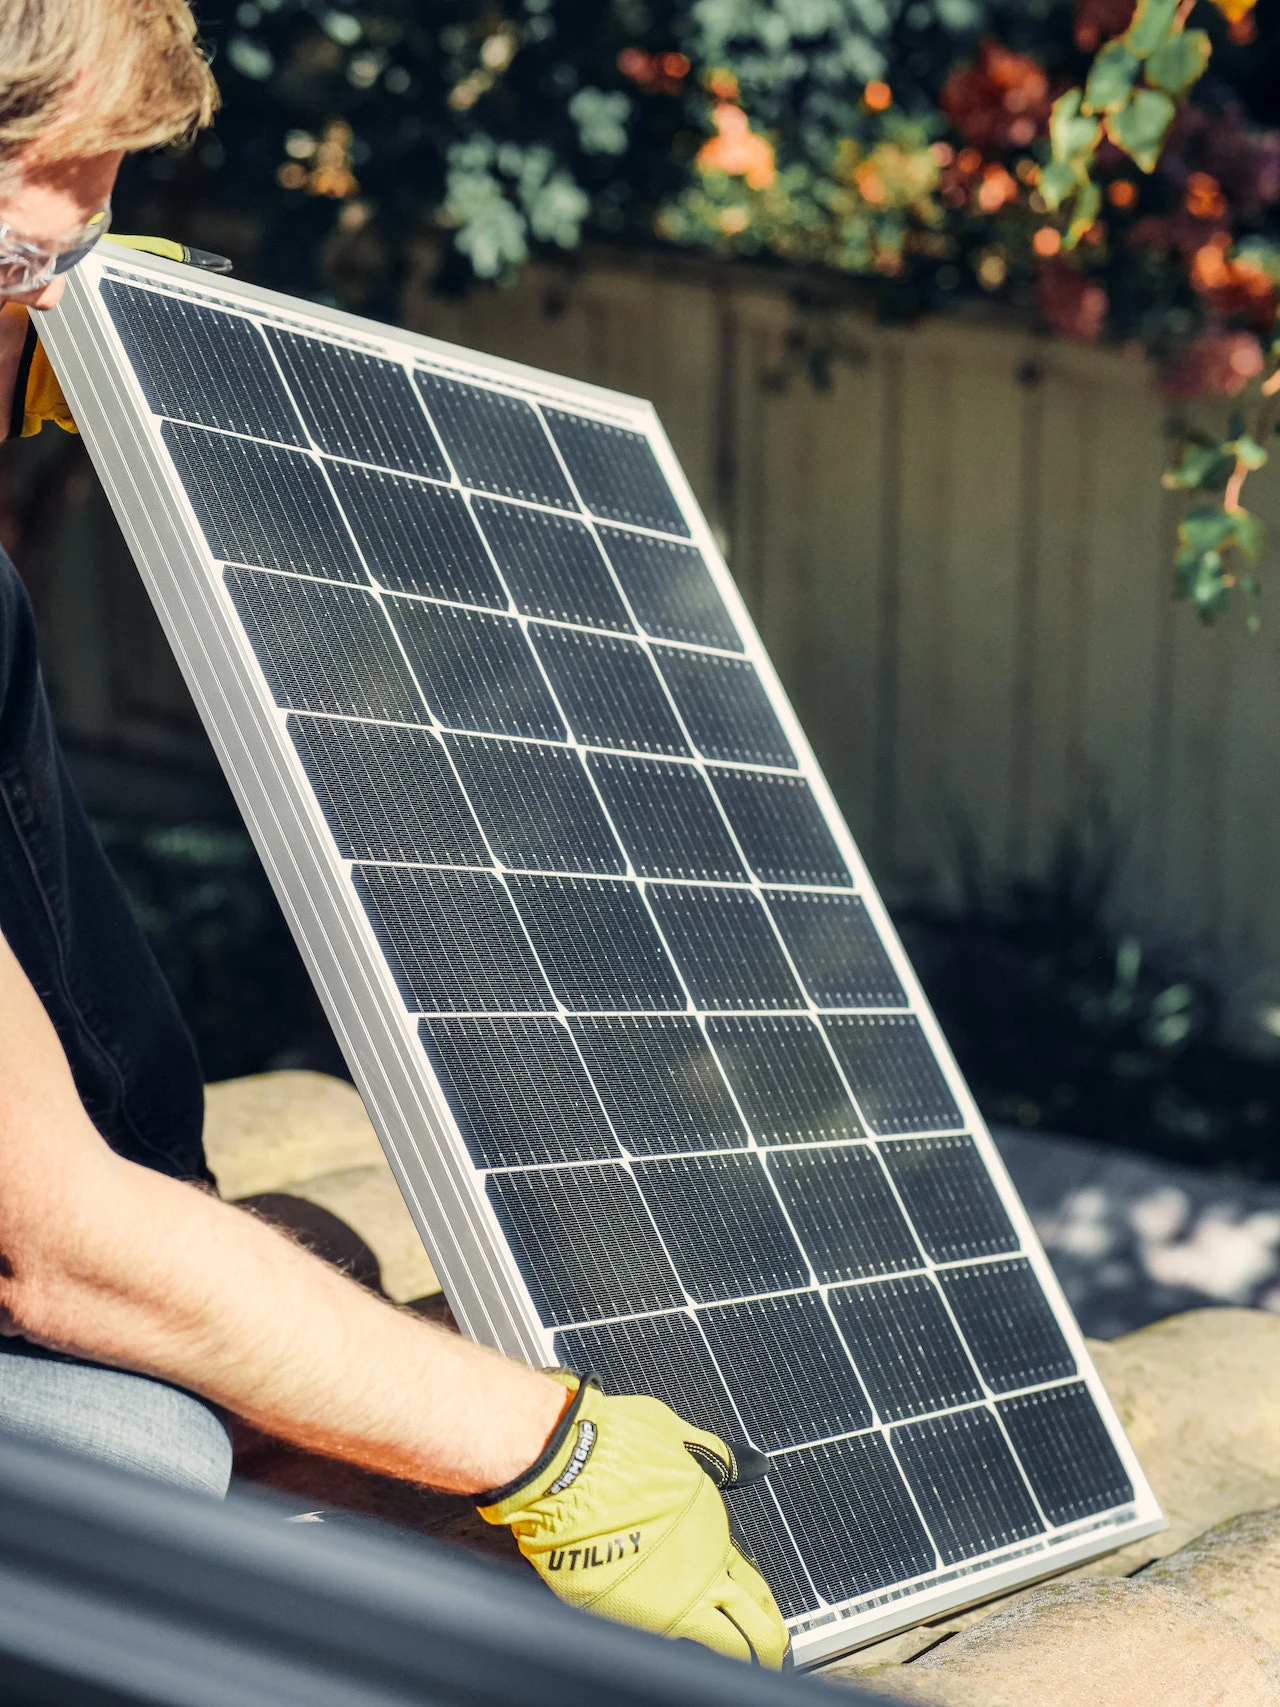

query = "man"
[{"left": 0, "top": 0, "right": 788, "bottom": 1668}]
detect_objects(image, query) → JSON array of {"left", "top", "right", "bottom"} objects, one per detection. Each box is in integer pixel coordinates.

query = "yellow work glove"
[
  {"left": 6, "top": 235, "right": 230, "bottom": 440},
  {"left": 477, "top": 1372, "right": 790, "bottom": 1668}
]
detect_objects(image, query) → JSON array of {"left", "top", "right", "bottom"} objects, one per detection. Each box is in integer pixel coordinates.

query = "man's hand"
[{"left": 478, "top": 1375, "right": 790, "bottom": 1668}]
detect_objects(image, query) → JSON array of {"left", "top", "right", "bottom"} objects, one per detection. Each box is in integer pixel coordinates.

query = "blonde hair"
[{"left": 0, "top": 0, "right": 218, "bottom": 167}]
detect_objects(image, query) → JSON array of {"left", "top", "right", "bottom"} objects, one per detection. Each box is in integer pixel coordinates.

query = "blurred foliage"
[
  {"left": 112, "top": 0, "right": 1280, "bottom": 620},
  {"left": 94, "top": 819, "right": 348, "bottom": 1084},
  {"left": 898, "top": 810, "right": 1280, "bottom": 1180}
]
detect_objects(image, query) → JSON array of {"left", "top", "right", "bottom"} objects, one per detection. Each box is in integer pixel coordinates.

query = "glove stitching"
[{"left": 684, "top": 1440, "right": 732, "bottom": 1488}]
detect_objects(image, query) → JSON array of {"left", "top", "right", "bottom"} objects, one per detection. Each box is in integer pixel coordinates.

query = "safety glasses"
[{"left": 0, "top": 202, "right": 111, "bottom": 298}]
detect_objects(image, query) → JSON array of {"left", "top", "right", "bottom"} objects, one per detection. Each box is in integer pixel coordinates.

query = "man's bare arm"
[{"left": 0, "top": 925, "right": 567, "bottom": 1493}]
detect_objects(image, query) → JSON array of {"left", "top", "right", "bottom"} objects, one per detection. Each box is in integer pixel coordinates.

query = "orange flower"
[
  {"left": 1185, "top": 172, "right": 1227, "bottom": 222},
  {"left": 977, "top": 163, "right": 1018, "bottom": 212},
  {"left": 696, "top": 104, "right": 776, "bottom": 191}
]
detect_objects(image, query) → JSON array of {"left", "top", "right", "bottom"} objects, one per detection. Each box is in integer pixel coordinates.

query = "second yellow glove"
[{"left": 477, "top": 1373, "right": 790, "bottom": 1668}]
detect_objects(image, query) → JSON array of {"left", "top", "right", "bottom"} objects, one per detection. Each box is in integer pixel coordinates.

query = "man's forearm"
[
  {"left": 15, "top": 1155, "right": 568, "bottom": 1494},
  {"left": 0, "top": 924, "right": 566, "bottom": 1494}
]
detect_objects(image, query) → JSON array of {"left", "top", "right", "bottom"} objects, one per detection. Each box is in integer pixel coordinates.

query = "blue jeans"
[{"left": 0, "top": 547, "right": 231, "bottom": 1496}]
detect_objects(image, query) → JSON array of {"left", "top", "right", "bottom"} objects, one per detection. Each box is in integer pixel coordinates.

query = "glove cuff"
[
  {"left": 475, "top": 1370, "right": 595, "bottom": 1517},
  {"left": 7, "top": 316, "right": 36, "bottom": 443}
]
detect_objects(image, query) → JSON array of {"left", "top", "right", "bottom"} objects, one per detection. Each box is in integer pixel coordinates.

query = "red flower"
[
  {"left": 1073, "top": 0, "right": 1136, "bottom": 53},
  {"left": 940, "top": 41, "right": 1051, "bottom": 155},
  {"left": 1160, "top": 328, "right": 1264, "bottom": 399},
  {"left": 1036, "top": 257, "right": 1109, "bottom": 342}
]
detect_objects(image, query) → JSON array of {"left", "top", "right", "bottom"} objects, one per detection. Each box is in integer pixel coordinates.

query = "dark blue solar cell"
[
  {"left": 766, "top": 1145, "right": 923, "bottom": 1283},
  {"left": 287, "top": 714, "right": 486, "bottom": 865},
  {"left": 416, "top": 373, "right": 575, "bottom": 508},
  {"left": 444, "top": 736, "right": 623, "bottom": 875},
  {"left": 472, "top": 498, "right": 633, "bottom": 631},
  {"left": 419, "top": 1016, "right": 618, "bottom": 1168},
  {"left": 326, "top": 463, "right": 507, "bottom": 606},
  {"left": 892, "top": 1407, "right": 1043, "bottom": 1563},
  {"left": 166, "top": 424, "right": 366, "bottom": 583},
  {"left": 823, "top": 1015, "right": 963, "bottom": 1136},
  {"left": 544, "top": 409, "right": 689, "bottom": 535},
  {"left": 706, "top": 1015, "right": 861, "bottom": 1144},
  {"left": 104, "top": 285, "right": 305, "bottom": 443},
  {"left": 387, "top": 600, "right": 566, "bottom": 740},
  {"left": 826, "top": 1274, "right": 982, "bottom": 1423},
  {"left": 998, "top": 1384, "right": 1134, "bottom": 1526},
  {"left": 877, "top": 1135, "right": 1020, "bottom": 1265},
  {"left": 570, "top": 1015, "right": 748, "bottom": 1156},
  {"left": 645, "top": 884, "right": 804, "bottom": 1011},
  {"left": 938, "top": 1259, "right": 1076, "bottom": 1394},
  {"left": 506, "top": 875, "right": 686, "bottom": 1012},
  {"left": 766, "top": 891, "right": 907, "bottom": 1010},
  {"left": 265, "top": 326, "right": 449, "bottom": 478},
  {"left": 654, "top": 646, "right": 796, "bottom": 768},
  {"left": 530, "top": 626, "right": 688, "bottom": 756},
  {"left": 587, "top": 755, "right": 744, "bottom": 881},
  {"left": 698, "top": 1292, "right": 873, "bottom": 1452},
  {"left": 597, "top": 526, "right": 740, "bottom": 650},
  {"left": 486, "top": 1163, "right": 683, "bottom": 1326},
  {"left": 708, "top": 767, "right": 850, "bottom": 887},
  {"left": 634, "top": 1152, "right": 809, "bottom": 1303},
  {"left": 353, "top": 864, "right": 552, "bottom": 1013},
  {"left": 224, "top": 567, "right": 425, "bottom": 723},
  {"left": 554, "top": 1312, "right": 740, "bottom": 1441},
  {"left": 770, "top": 1435, "right": 936, "bottom": 1602}
]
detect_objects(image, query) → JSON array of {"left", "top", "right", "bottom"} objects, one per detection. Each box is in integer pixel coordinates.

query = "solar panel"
[{"left": 43, "top": 251, "right": 1162, "bottom": 1664}]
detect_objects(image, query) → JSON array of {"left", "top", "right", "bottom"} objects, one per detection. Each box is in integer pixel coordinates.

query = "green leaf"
[
  {"left": 1082, "top": 42, "right": 1140, "bottom": 115},
  {"left": 1144, "top": 29, "right": 1211, "bottom": 98},
  {"left": 1038, "top": 158, "right": 1080, "bottom": 212},
  {"left": 1065, "top": 178, "right": 1102, "bottom": 248},
  {"left": 1124, "top": 0, "right": 1180, "bottom": 57},
  {"left": 1227, "top": 433, "right": 1269, "bottom": 472},
  {"left": 1179, "top": 504, "right": 1238, "bottom": 555},
  {"left": 1235, "top": 509, "right": 1266, "bottom": 564},
  {"left": 1049, "top": 89, "right": 1102, "bottom": 164},
  {"left": 1106, "top": 86, "right": 1176, "bottom": 172},
  {"left": 1162, "top": 437, "right": 1233, "bottom": 492}
]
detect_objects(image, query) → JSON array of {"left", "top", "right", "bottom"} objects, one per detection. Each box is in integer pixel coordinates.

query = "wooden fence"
[
  {"left": 21, "top": 249, "right": 1280, "bottom": 1014},
  {"left": 404, "top": 253, "right": 1280, "bottom": 1015}
]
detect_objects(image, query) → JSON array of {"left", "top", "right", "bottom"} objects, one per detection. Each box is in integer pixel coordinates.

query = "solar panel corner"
[{"left": 39, "top": 247, "right": 1165, "bottom": 1665}]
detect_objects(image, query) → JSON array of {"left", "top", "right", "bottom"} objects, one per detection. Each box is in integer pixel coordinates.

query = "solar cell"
[
  {"left": 506, "top": 875, "right": 687, "bottom": 1011},
  {"left": 544, "top": 410, "right": 689, "bottom": 534},
  {"left": 224, "top": 568, "right": 425, "bottom": 722},
  {"left": 597, "top": 526, "right": 742, "bottom": 650},
  {"left": 696, "top": 1292, "right": 874, "bottom": 1451},
  {"left": 890, "top": 1408, "right": 1043, "bottom": 1563},
  {"left": 646, "top": 884, "right": 805, "bottom": 1011},
  {"left": 266, "top": 328, "right": 451, "bottom": 478},
  {"left": 387, "top": 599, "right": 566, "bottom": 740},
  {"left": 417, "top": 373, "right": 575, "bottom": 507},
  {"left": 569, "top": 1015, "right": 747, "bottom": 1156},
  {"left": 530, "top": 626, "right": 689, "bottom": 755},
  {"left": 325, "top": 464, "right": 507, "bottom": 606},
  {"left": 287, "top": 715, "right": 488, "bottom": 867},
  {"left": 419, "top": 1017, "right": 619, "bottom": 1169},
  {"left": 104, "top": 284, "right": 305, "bottom": 443},
  {"left": 486, "top": 1163, "right": 683, "bottom": 1325},
  {"left": 634, "top": 1152, "right": 810, "bottom": 1303},
  {"left": 705, "top": 1015, "right": 861, "bottom": 1144},
  {"left": 654, "top": 646, "right": 797, "bottom": 768},
  {"left": 766, "top": 891, "right": 906, "bottom": 1010},
  {"left": 53, "top": 251, "right": 1159, "bottom": 1665},
  {"left": 472, "top": 498, "right": 633, "bottom": 630},
  {"left": 443, "top": 735, "right": 624, "bottom": 875},
  {"left": 587, "top": 755, "right": 745, "bottom": 881},
  {"left": 709, "top": 768, "right": 849, "bottom": 887},
  {"left": 167, "top": 425, "right": 367, "bottom": 583},
  {"left": 825, "top": 1274, "right": 982, "bottom": 1422}
]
